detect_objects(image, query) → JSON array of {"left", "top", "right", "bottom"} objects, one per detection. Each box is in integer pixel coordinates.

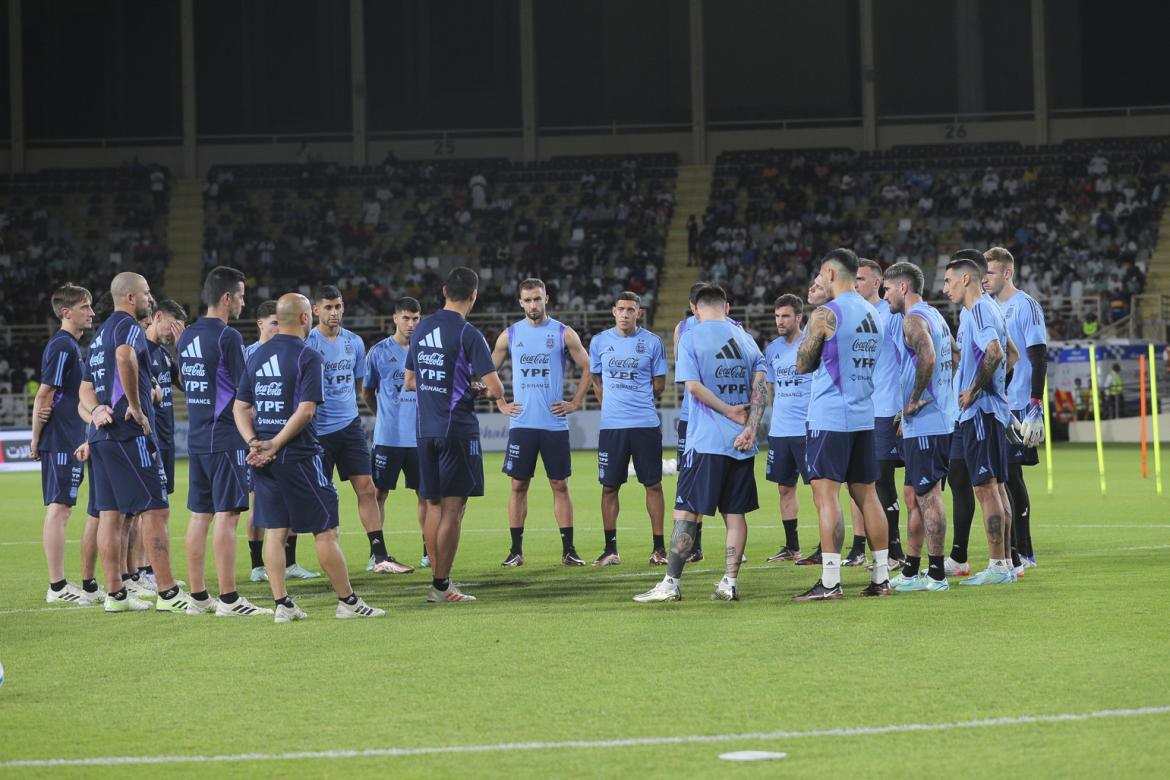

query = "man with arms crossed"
[
  {"left": 763, "top": 293, "right": 812, "bottom": 562},
  {"left": 405, "top": 267, "right": 505, "bottom": 603},
  {"left": 364, "top": 296, "right": 423, "bottom": 573},
  {"left": 492, "top": 278, "right": 591, "bottom": 567},
  {"left": 80, "top": 272, "right": 191, "bottom": 613},
  {"left": 944, "top": 256, "right": 1015, "bottom": 586},
  {"left": 882, "top": 262, "right": 957, "bottom": 592},
  {"left": 983, "top": 246, "right": 1046, "bottom": 568},
  {"left": 589, "top": 292, "right": 668, "bottom": 566},
  {"left": 32, "top": 283, "right": 102, "bottom": 605},
  {"left": 307, "top": 285, "right": 391, "bottom": 573},
  {"left": 235, "top": 294, "right": 384, "bottom": 622},
  {"left": 177, "top": 266, "right": 270, "bottom": 617},
  {"left": 793, "top": 248, "right": 893, "bottom": 601},
  {"left": 634, "top": 284, "right": 764, "bottom": 602}
]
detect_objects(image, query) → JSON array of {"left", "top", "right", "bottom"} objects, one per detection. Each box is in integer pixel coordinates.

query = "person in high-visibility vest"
[{"left": 1106, "top": 362, "right": 1124, "bottom": 418}]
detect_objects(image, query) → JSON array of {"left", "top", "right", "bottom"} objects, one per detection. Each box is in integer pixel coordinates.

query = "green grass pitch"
[{"left": 0, "top": 444, "right": 1168, "bottom": 777}]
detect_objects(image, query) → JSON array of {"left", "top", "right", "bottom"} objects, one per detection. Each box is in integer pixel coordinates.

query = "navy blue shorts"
[
  {"left": 503, "top": 428, "right": 571, "bottom": 481},
  {"left": 949, "top": 428, "right": 965, "bottom": 461},
  {"left": 675, "top": 451, "right": 759, "bottom": 516},
  {"left": 90, "top": 437, "right": 168, "bottom": 515},
  {"left": 959, "top": 413, "right": 1008, "bottom": 486},
  {"left": 251, "top": 454, "right": 339, "bottom": 534},
  {"left": 874, "top": 416, "right": 904, "bottom": 464},
  {"left": 319, "top": 417, "right": 372, "bottom": 481},
  {"left": 766, "top": 435, "right": 809, "bottom": 486},
  {"left": 598, "top": 427, "right": 662, "bottom": 487},
  {"left": 372, "top": 445, "right": 419, "bottom": 491},
  {"left": 187, "top": 450, "right": 250, "bottom": 514},
  {"left": 159, "top": 448, "right": 175, "bottom": 495},
  {"left": 85, "top": 460, "right": 97, "bottom": 518},
  {"left": 675, "top": 419, "right": 688, "bottom": 462},
  {"left": 1007, "top": 408, "right": 1040, "bottom": 466},
  {"left": 902, "top": 433, "right": 952, "bottom": 495},
  {"left": 418, "top": 437, "right": 484, "bottom": 500},
  {"left": 805, "top": 428, "right": 879, "bottom": 484},
  {"left": 41, "top": 451, "right": 84, "bottom": 507}
]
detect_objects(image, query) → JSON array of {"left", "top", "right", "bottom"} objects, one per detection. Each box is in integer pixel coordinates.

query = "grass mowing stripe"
[{"left": 3, "top": 706, "right": 1167, "bottom": 768}]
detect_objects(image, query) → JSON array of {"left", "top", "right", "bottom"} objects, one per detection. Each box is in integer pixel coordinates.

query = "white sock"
[
  {"left": 822, "top": 553, "right": 842, "bottom": 587},
  {"left": 663, "top": 575, "right": 679, "bottom": 587},
  {"left": 721, "top": 575, "right": 737, "bottom": 588},
  {"left": 872, "top": 549, "right": 889, "bottom": 583}
]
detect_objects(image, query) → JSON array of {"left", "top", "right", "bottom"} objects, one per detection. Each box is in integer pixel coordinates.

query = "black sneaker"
[
  {"left": 859, "top": 580, "right": 893, "bottom": 597},
  {"left": 843, "top": 550, "right": 868, "bottom": 567},
  {"left": 562, "top": 549, "right": 586, "bottom": 566},
  {"left": 686, "top": 547, "right": 704, "bottom": 563},
  {"left": 767, "top": 546, "right": 802, "bottom": 563},
  {"left": 795, "top": 546, "right": 822, "bottom": 566},
  {"left": 792, "top": 580, "right": 844, "bottom": 602},
  {"left": 501, "top": 551, "right": 525, "bottom": 567}
]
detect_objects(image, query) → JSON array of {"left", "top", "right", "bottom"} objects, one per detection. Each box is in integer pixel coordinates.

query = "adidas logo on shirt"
[
  {"left": 420, "top": 329, "right": 444, "bottom": 349},
  {"left": 716, "top": 339, "right": 744, "bottom": 360},
  {"left": 180, "top": 337, "right": 203, "bottom": 359},
  {"left": 855, "top": 313, "right": 879, "bottom": 334},
  {"left": 257, "top": 355, "right": 281, "bottom": 377}
]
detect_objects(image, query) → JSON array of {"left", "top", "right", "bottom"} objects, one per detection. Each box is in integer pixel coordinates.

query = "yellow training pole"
[
  {"left": 1088, "top": 345, "right": 1107, "bottom": 496},
  {"left": 1043, "top": 376, "right": 1054, "bottom": 495},
  {"left": 1150, "top": 343, "right": 1163, "bottom": 496}
]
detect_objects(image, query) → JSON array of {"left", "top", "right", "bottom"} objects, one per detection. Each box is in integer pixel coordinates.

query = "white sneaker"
[
  {"left": 185, "top": 594, "right": 218, "bottom": 615},
  {"left": 249, "top": 566, "right": 268, "bottom": 582},
  {"left": 140, "top": 572, "right": 158, "bottom": 589},
  {"left": 104, "top": 594, "right": 152, "bottom": 612},
  {"left": 216, "top": 596, "right": 274, "bottom": 617},
  {"left": 712, "top": 581, "right": 739, "bottom": 601},
  {"left": 275, "top": 602, "right": 308, "bottom": 623},
  {"left": 419, "top": 554, "right": 431, "bottom": 568},
  {"left": 45, "top": 583, "right": 87, "bottom": 605},
  {"left": 426, "top": 585, "right": 477, "bottom": 603},
  {"left": 336, "top": 597, "right": 386, "bottom": 619},
  {"left": 372, "top": 557, "right": 415, "bottom": 574},
  {"left": 285, "top": 563, "right": 321, "bottom": 579},
  {"left": 131, "top": 576, "right": 157, "bottom": 593},
  {"left": 77, "top": 587, "right": 106, "bottom": 606},
  {"left": 633, "top": 581, "right": 682, "bottom": 603},
  {"left": 125, "top": 580, "right": 155, "bottom": 600},
  {"left": 943, "top": 557, "right": 971, "bottom": 577}
]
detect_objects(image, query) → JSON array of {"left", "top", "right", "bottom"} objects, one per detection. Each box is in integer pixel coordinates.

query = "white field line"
[
  {"left": 1, "top": 523, "right": 1167, "bottom": 547},
  {"left": 1, "top": 706, "right": 1167, "bottom": 768}
]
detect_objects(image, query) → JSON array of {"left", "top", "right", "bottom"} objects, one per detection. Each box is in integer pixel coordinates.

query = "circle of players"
[{"left": 31, "top": 244, "right": 1044, "bottom": 619}]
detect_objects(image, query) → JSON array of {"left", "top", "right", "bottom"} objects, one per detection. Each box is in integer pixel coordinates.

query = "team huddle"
[{"left": 30, "top": 245, "right": 1046, "bottom": 618}]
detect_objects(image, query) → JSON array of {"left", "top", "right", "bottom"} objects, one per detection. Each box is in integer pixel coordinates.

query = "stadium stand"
[
  {"left": 201, "top": 153, "right": 678, "bottom": 324},
  {"left": 697, "top": 138, "right": 1168, "bottom": 343}
]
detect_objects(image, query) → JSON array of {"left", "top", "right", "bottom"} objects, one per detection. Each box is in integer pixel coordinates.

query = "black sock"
[
  {"left": 1008, "top": 464, "right": 1034, "bottom": 557},
  {"left": 782, "top": 519, "right": 799, "bottom": 549},
  {"left": 285, "top": 535, "right": 298, "bottom": 566},
  {"left": 159, "top": 586, "right": 179, "bottom": 600},
  {"left": 559, "top": 526, "right": 574, "bottom": 555},
  {"left": 275, "top": 596, "right": 294, "bottom": 608},
  {"left": 339, "top": 592, "right": 358, "bottom": 605},
  {"left": 904, "top": 555, "right": 921, "bottom": 577},
  {"left": 509, "top": 527, "right": 524, "bottom": 554},
  {"left": 652, "top": 533, "right": 665, "bottom": 551},
  {"left": 847, "top": 534, "right": 866, "bottom": 557},
  {"left": 927, "top": 554, "right": 945, "bottom": 581},
  {"left": 433, "top": 577, "right": 450, "bottom": 592},
  {"left": 121, "top": 573, "right": 133, "bottom": 582},
  {"left": 248, "top": 540, "right": 264, "bottom": 569},
  {"left": 603, "top": 529, "right": 617, "bottom": 553},
  {"left": 693, "top": 523, "right": 703, "bottom": 550},
  {"left": 219, "top": 591, "right": 238, "bottom": 604},
  {"left": 82, "top": 579, "right": 98, "bottom": 593},
  {"left": 144, "top": 565, "right": 153, "bottom": 575},
  {"left": 422, "top": 536, "right": 428, "bottom": 557},
  {"left": 112, "top": 588, "right": 127, "bottom": 601},
  {"left": 136, "top": 566, "right": 149, "bottom": 577},
  {"left": 949, "top": 460, "right": 974, "bottom": 563},
  {"left": 192, "top": 590, "right": 209, "bottom": 601},
  {"left": 50, "top": 579, "right": 66, "bottom": 592},
  {"left": 368, "top": 530, "right": 388, "bottom": 562},
  {"left": 1010, "top": 548, "right": 1021, "bottom": 568},
  {"left": 877, "top": 462, "right": 901, "bottom": 545}
]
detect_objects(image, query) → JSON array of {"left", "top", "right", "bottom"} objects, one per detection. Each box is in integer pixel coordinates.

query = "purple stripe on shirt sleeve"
[{"left": 823, "top": 301, "right": 842, "bottom": 389}]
